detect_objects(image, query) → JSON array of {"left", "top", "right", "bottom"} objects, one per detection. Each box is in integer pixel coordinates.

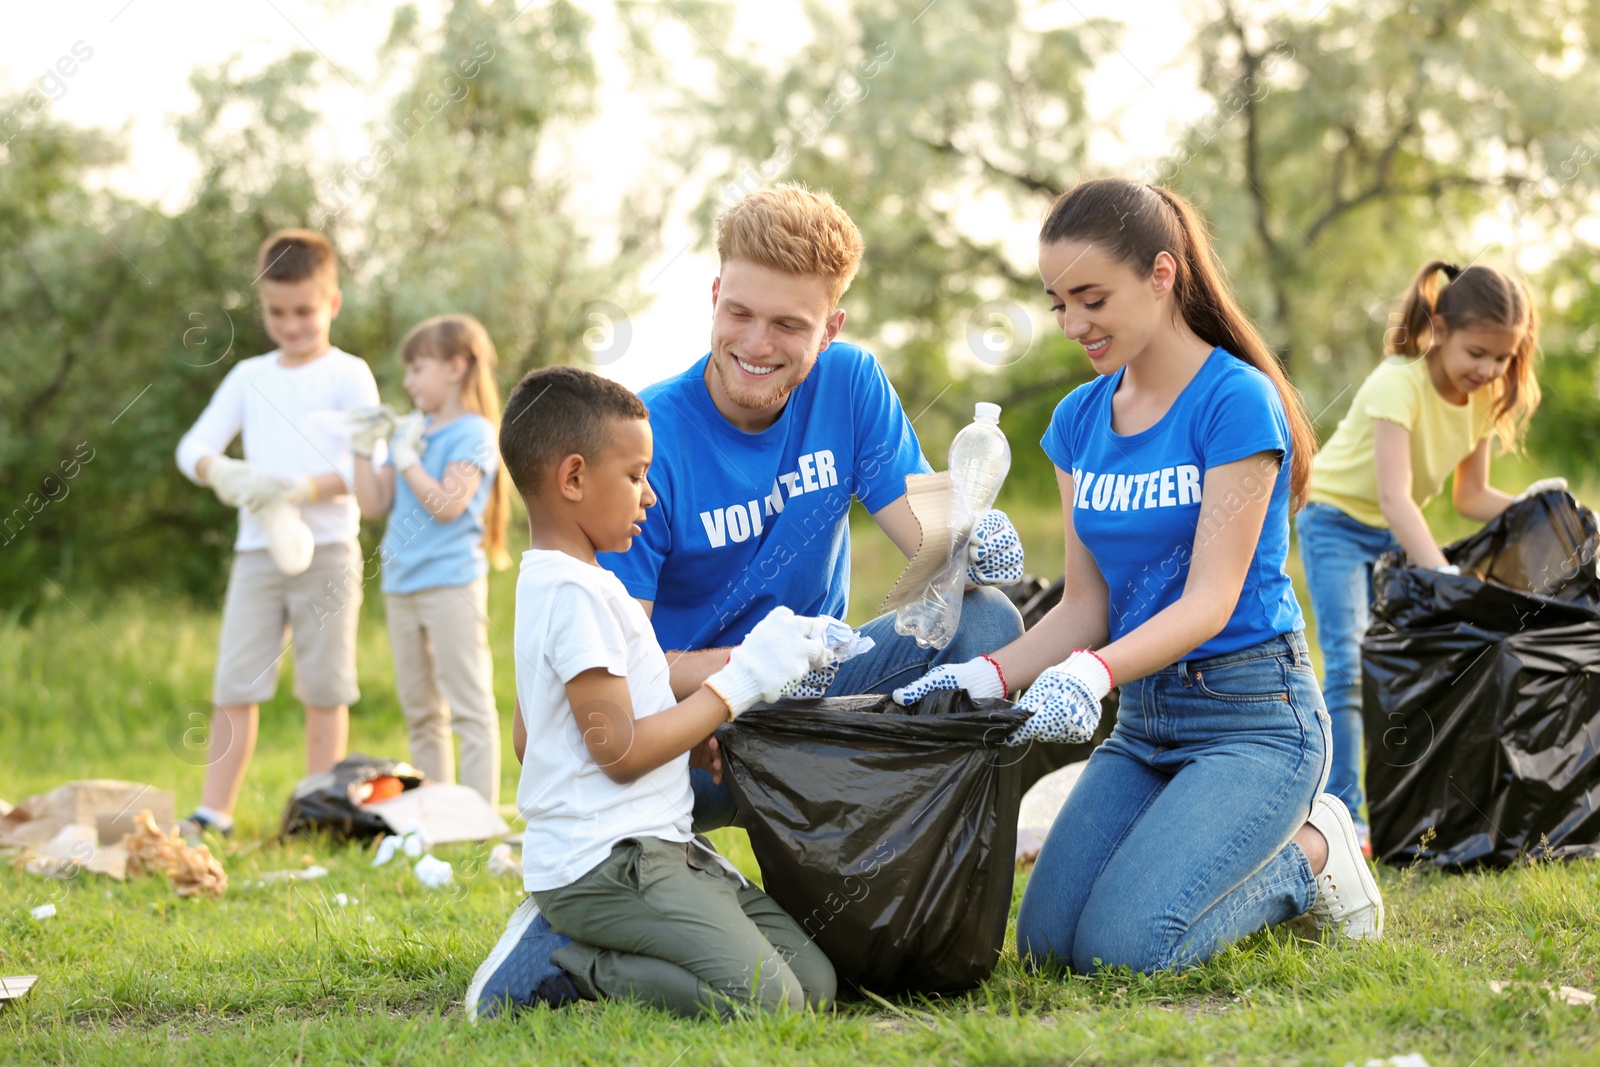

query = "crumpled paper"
[
  {"left": 122, "top": 810, "right": 226, "bottom": 898},
  {"left": 412, "top": 854, "right": 453, "bottom": 888}
]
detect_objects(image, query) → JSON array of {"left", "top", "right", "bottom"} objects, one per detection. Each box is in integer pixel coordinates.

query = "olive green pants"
[{"left": 533, "top": 837, "right": 835, "bottom": 1018}]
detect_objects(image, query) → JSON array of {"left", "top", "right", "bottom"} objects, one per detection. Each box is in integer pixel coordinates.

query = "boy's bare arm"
[{"left": 566, "top": 667, "right": 728, "bottom": 785}]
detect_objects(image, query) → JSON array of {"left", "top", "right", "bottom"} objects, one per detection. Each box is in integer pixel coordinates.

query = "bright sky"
[{"left": 4, "top": 0, "right": 1218, "bottom": 390}]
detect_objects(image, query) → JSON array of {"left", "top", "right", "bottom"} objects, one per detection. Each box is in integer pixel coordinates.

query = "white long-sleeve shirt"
[{"left": 176, "top": 348, "right": 379, "bottom": 550}]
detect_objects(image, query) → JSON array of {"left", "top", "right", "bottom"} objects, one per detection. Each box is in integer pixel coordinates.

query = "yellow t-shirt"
[{"left": 1308, "top": 356, "right": 1496, "bottom": 528}]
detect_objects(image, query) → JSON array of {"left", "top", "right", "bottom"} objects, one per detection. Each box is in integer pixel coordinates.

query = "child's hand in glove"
[
  {"left": 207, "top": 456, "right": 270, "bottom": 509},
  {"left": 704, "top": 607, "right": 835, "bottom": 717},
  {"left": 389, "top": 412, "right": 428, "bottom": 472},
  {"left": 1005, "top": 650, "right": 1113, "bottom": 746},
  {"left": 349, "top": 405, "right": 398, "bottom": 458}
]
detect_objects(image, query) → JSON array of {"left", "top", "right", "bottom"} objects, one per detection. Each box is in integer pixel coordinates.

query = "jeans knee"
[
  {"left": 949, "top": 587, "right": 1025, "bottom": 659},
  {"left": 1070, "top": 927, "right": 1170, "bottom": 975}
]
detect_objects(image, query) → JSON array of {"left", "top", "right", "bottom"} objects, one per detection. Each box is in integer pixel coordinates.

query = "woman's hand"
[
  {"left": 1004, "top": 651, "right": 1112, "bottom": 746},
  {"left": 890, "top": 657, "right": 1007, "bottom": 705}
]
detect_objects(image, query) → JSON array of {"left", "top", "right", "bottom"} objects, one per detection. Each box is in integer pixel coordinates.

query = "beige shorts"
[{"left": 213, "top": 540, "right": 362, "bottom": 707}]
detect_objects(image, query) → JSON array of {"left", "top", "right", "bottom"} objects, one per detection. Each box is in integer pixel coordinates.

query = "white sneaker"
[{"left": 1306, "top": 793, "right": 1384, "bottom": 941}]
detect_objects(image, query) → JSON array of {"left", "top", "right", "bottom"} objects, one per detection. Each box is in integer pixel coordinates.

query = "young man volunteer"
[{"left": 600, "top": 183, "right": 1027, "bottom": 829}]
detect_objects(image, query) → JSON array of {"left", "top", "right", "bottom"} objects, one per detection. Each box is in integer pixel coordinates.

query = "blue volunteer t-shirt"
[
  {"left": 1041, "top": 347, "right": 1303, "bottom": 659},
  {"left": 380, "top": 413, "right": 499, "bottom": 594},
  {"left": 600, "top": 342, "right": 930, "bottom": 651}
]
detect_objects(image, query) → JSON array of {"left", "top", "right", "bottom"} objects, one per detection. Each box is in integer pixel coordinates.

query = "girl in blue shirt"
[
  {"left": 895, "top": 178, "right": 1382, "bottom": 973},
  {"left": 353, "top": 314, "right": 510, "bottom": 807}
]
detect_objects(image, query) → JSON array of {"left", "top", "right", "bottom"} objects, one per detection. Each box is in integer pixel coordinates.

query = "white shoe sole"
[
  {"left": 464, "top": 895, "right": 542, "bottom": 1023},
  {"left": 1312, "top": 795, "right": 1385, "bottom": 941}
]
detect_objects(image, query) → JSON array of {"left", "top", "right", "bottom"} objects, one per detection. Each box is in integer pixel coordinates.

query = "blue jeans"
[
  {"left": 1295, "top": 501, "right": 1400, "bottom": 834},
  {"left": 690, "top": 585, "right": 1025, "bottom": 831},
  {"left": 1015, "top": 632, "right": 1330, "bottom": 974}
]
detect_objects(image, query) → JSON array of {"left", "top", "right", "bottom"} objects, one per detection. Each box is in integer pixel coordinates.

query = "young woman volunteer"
[
  {"left": 893, "top": 177, "right": 1381, "bottom": 973},
  {"left": 1297, "top": 262, "right": 1547, "bottom": 852}
]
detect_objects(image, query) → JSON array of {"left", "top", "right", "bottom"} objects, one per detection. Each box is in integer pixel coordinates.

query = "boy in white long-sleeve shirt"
[{"left": 174, "top": 229, "right": 378, "bottom": 838}]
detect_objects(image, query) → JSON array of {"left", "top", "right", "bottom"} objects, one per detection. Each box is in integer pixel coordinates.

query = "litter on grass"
[
  {"left": 122, "top": 810, "right": 227, "bottom": 898},
  {"left": 412, "top": 854, "right": 453, "bottom": 888},
  {"left": 1489, "top": 980, "right": 1596, "bottom": 1006},
  {"left": 28, "top": 904, "right": 55, "bottom": 921},
  {"left": 0, "top": 976, "right": 37, "bottom": 1004},
  {"left": 487, "top": 842, "right": 520, "bottom": 877},
  {"left": 372, "top": 831, "right": 425, "bottom": 867},
  {"left": 0, "top": 780, "right": 175, "bottom": 850},
  {"left": 252, "top": 865, "right": 329, "bottom": 886},
  {"left": 363, "top": 783, "right": 509, "bottom": 845}
]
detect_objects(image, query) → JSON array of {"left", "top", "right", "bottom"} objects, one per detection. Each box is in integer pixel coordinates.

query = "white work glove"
[
  {"left": 1513, "top": 477, "right": 1568, "bottom": 503},
  {"left": 206, "top": 456, "right": 260, "bottom": 508},
  {"left": 966, "top": 509, "right": 1025, "bottom": 586},
  {"left": 248, "top": 474, "right": 317, "bottom": 511},
  {"left": 261, "top": 503, "right": 315, "bottom": 575},
  {"left": 1005, "top": 651, "right": 1113, "bottom": 746},
  {"left": 389, "top": 413, "right": 427, "bottom": 472},
  {"left": 349, "top": 404, "right": 398, "bottom": 458},
  {"left": 704, "top": 607, "right": 835, "bottom": 717},
  {"left": 891, "top": 656, "right": 1007, "bottom": 705}
]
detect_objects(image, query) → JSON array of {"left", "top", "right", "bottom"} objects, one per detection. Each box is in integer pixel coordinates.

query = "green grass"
[{"left": 4, "top": 486, "right": 1600, "bottom": 1065}]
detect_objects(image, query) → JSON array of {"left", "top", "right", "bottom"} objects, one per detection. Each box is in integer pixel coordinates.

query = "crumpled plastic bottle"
[{"left": 895, "top": 403, "right": 1011, "bottom": 649}]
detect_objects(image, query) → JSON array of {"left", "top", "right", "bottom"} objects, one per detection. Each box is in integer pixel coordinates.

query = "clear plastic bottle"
[{"left": 895, "top": 403, "right": 1012, "bottom": 648}]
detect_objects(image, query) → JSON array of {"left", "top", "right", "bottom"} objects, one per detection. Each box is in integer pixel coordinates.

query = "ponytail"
[
  {"left": 1040, "top": 179, "right": 1317, "bottom": 509},
  {"left": 399, "top": 314, "right": 513, "bottom": 569},
  {"left": 1391, "top": 260, "right": 1541, "bottom": 450}
]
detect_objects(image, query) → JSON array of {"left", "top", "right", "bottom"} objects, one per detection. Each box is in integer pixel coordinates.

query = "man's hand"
[
  {"left": 967, "top": 509, "right": 1025, "bottom": 586},
  {"left": 688, "top": 735, "right": 723, "bottom": 786},
  {"left": 891, "top": 657, "right": 1006, "bottom": 705},
  {"left": 1005, "top": 651, "right": 1113, "bottom": 746}
]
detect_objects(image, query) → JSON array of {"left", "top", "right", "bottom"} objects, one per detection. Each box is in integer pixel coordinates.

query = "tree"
[
  {"left": 0, "top": 0, "right": 661, "bottom": 610},
  {"left": 1170, "top": 0, "right": 1600, "bottom": 419},
  {"left": 647, "top": 0, "right": 1112, "bottom": 485}
]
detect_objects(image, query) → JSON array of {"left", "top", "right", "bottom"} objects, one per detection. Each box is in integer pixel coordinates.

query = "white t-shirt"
[
  {"left": 175, "top": 348, "right": 379, "bottom": 551},
  {"left": 514, "top": 549, "right": 694, "bottom": 892}
]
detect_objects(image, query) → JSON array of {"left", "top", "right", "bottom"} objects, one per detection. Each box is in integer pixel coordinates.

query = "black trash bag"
[
  {"left": 1362, "top": 489, "right": 1600, "bottom": 869},
  {"left": 279, "top": 754, "right": 425, "bottom": 840},
  {"left": 994, "top": 574, "right": 1116, "bottom": 789},
  {"left": 715, "top": 690, "right": 1030, "bottom": 997}
]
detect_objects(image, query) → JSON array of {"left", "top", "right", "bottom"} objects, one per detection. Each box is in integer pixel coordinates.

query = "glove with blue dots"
[
  {"left": 966, "top": 509, "right": 1025, "bottom": 586},
  {"left": 1005, "top": 651, "right": 1113, "bottom": 746},
  {"left": 778, "top": 664, "right": 839, "bottom": 699},
  {"left": 890, "top": 657, "right": 1007, "bottom": 706}
]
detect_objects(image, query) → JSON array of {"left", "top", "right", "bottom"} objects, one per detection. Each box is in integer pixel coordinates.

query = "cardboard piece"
[
  {"left": 364, "top": 783, "right": 510, "bottom": 845},
  {"left": 878, "top": 471, "right": 955, "bottom": 613},
  {"left": 0, "top": 781, "right": 174, "bottom": 849},
  {"left": 24, "top": 824, "right": 128, "bottom": 881},
  {"left": 0, "top": 976, "right": 38, "bottom": 1004}
]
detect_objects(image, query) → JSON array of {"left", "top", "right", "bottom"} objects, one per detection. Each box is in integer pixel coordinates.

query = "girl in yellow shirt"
[{"left": 1297, "top": 261, "right": 1551, "bottom": 852}]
